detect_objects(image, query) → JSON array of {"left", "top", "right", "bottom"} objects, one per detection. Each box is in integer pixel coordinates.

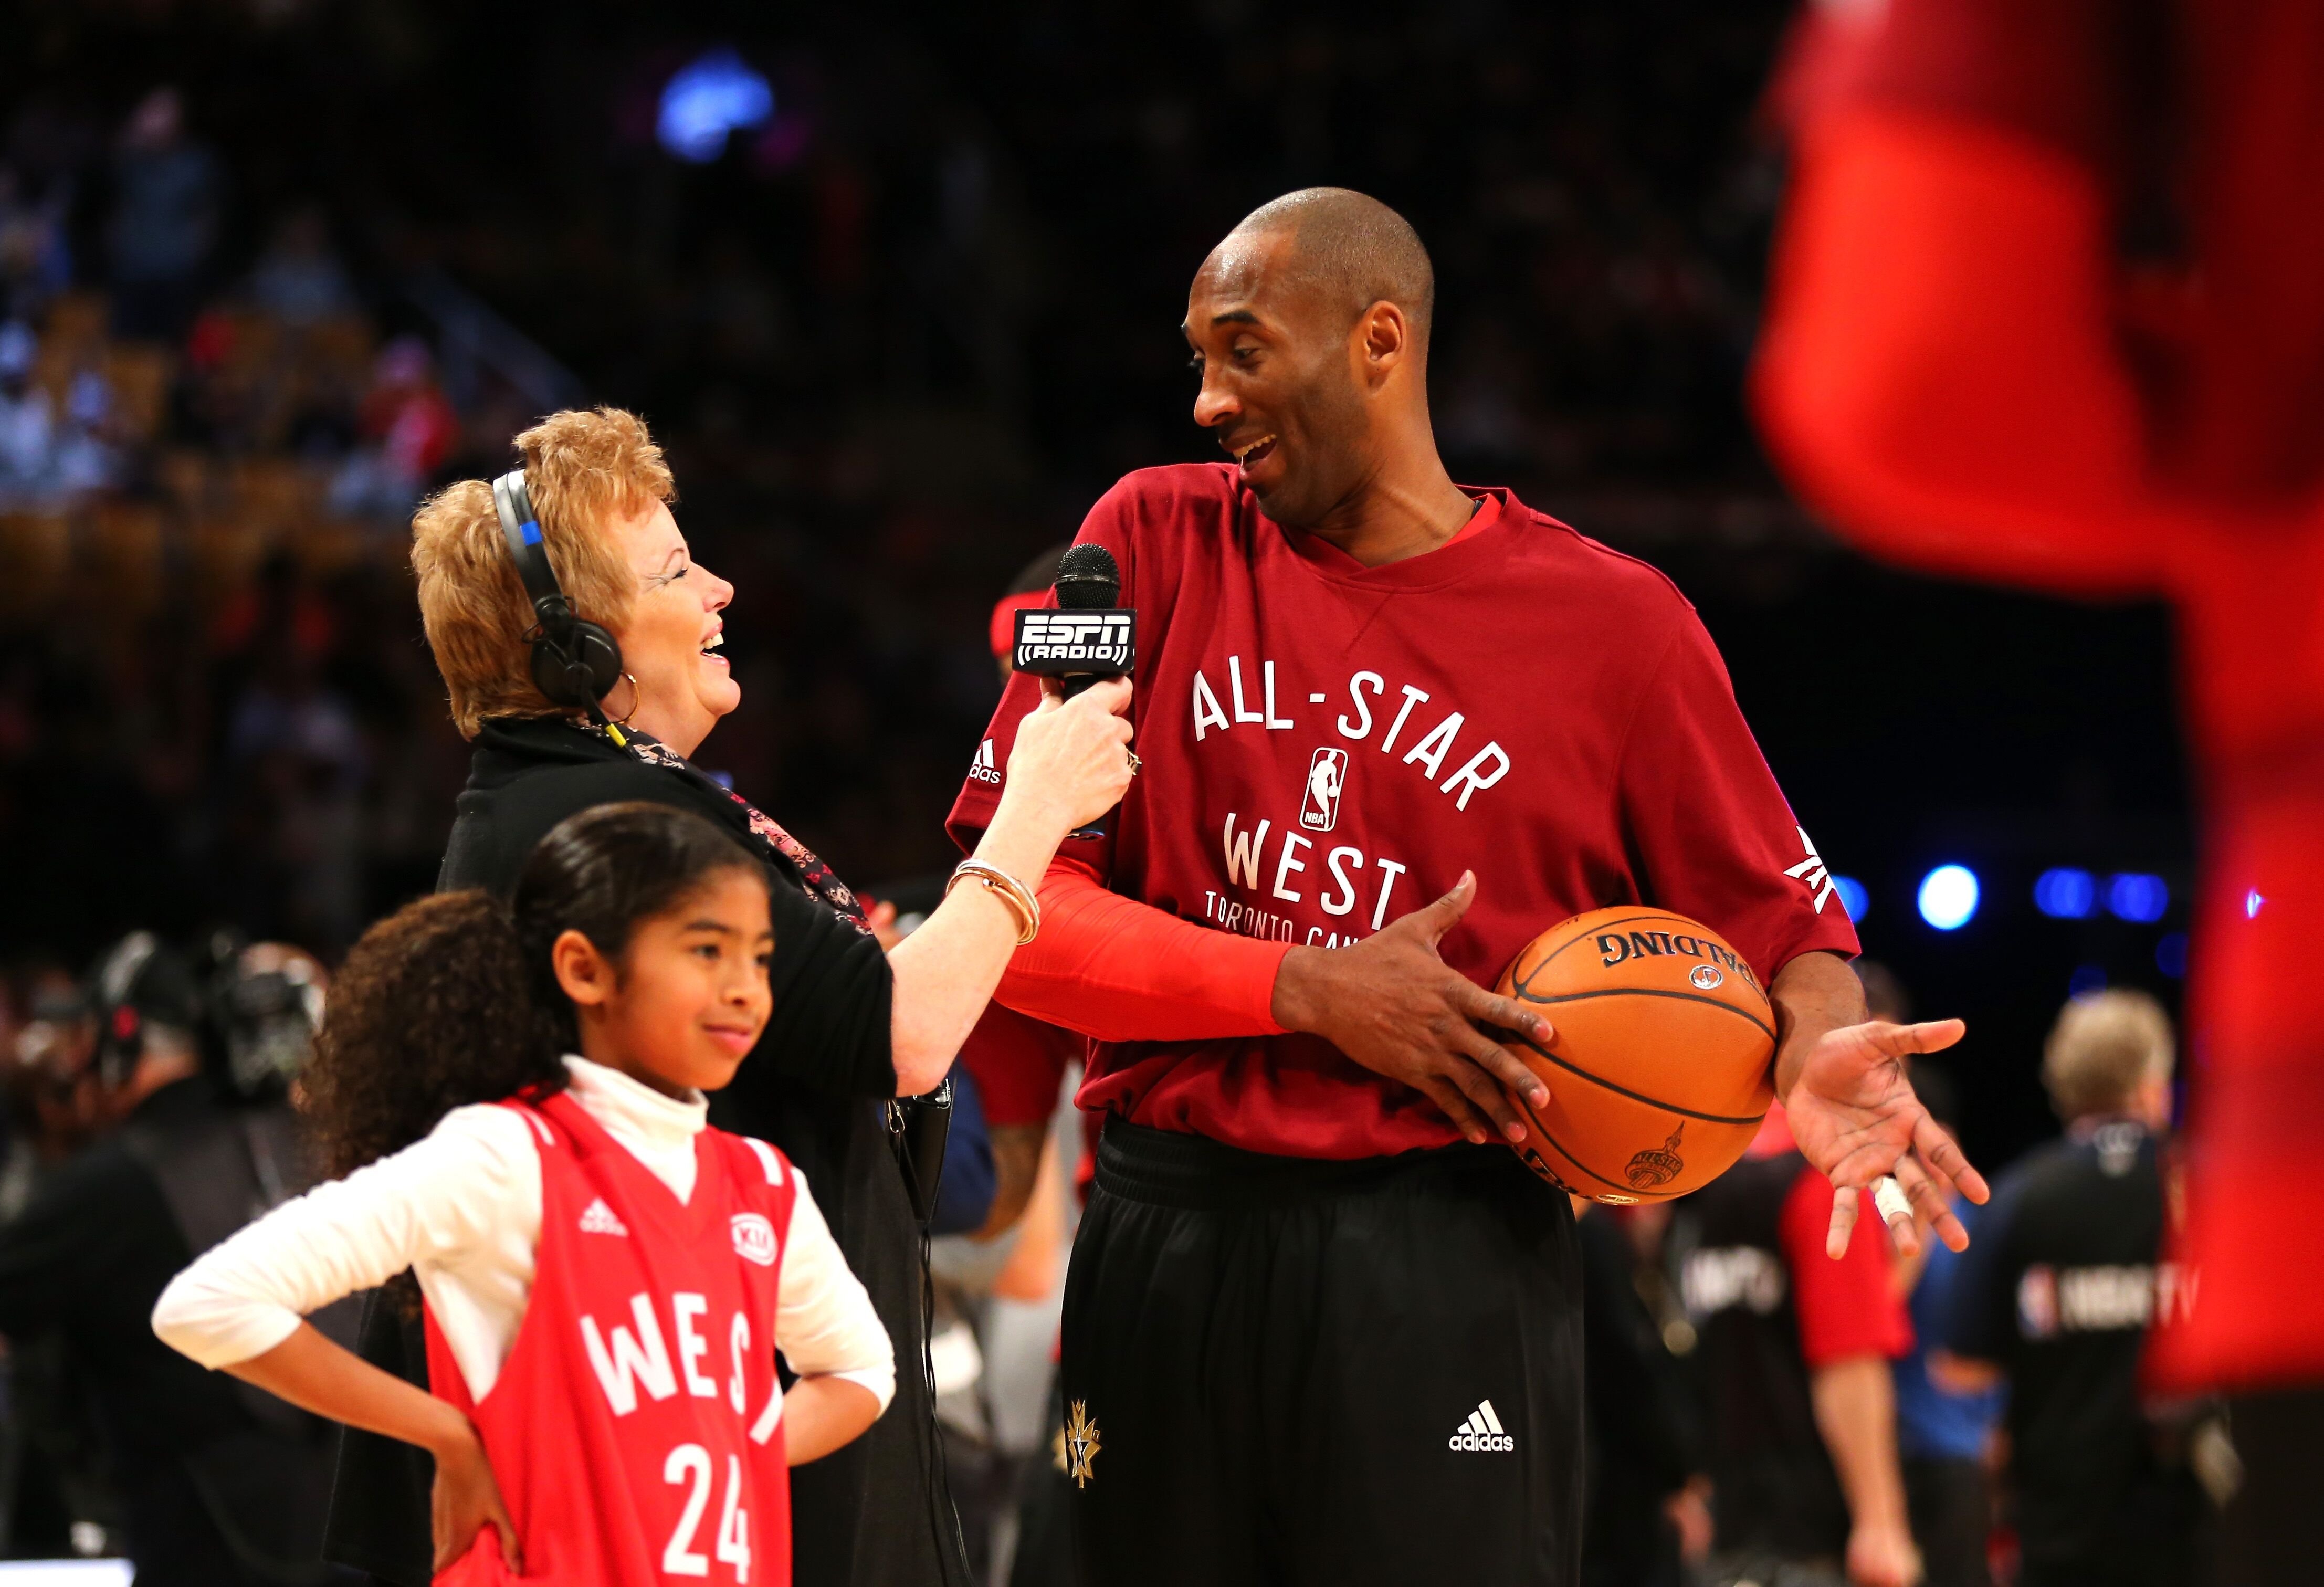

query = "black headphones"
[{"left": 492, "top": 469, "right": 624, "bottom": 713}]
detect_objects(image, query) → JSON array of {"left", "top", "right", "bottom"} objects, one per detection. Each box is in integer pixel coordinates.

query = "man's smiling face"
[{"left": 1184, "top": 229, "right": 1375, "bottom": 530}]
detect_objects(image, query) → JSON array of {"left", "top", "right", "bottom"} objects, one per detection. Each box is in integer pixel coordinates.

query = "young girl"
[{"left": 153, "top": 802, "right": 893, "bottom": 1585}]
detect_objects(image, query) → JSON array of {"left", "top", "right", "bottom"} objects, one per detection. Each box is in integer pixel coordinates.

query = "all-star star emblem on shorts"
[{"left": 1062, "top": 1399, "right": 1101, "bottom": 1488}]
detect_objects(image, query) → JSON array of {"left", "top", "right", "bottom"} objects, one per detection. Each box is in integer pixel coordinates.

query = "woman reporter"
[{"left": 325, "top": 408, "right": 1131, "bottom": 1587}]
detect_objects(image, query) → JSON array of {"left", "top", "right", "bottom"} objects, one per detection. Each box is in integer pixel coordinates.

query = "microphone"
[{"left": 1012, "top": 543, "right": 1135, "bottom": 699}]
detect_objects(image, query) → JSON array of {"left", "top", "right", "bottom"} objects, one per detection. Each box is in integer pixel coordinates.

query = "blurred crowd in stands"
[{"left": 0, "top": 0, "right": 1801, "bottom": 978}]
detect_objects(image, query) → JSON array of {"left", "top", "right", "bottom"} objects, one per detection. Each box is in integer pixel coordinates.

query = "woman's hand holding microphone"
[
  {"left": 998, "top": 676, "right": 1137, "bottom": 837},
  {"left": 884, "top": 677, "right": 1135, "bottom": 1092}
]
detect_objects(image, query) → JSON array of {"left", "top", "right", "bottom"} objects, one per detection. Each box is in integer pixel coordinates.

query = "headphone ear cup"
[
  {"left": 529, "top": 619, "right": 624, "bottom": 708},
  {"left": 529, "top": 630, "right": 577, "bottom": 706},
  {"left": 570, "top": 620, "right": 624, "bottom": 701}
]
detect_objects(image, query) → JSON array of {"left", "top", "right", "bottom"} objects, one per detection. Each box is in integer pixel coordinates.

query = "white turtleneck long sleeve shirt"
[{"left": 152, "top": 1056, "right": 894, "bottom": 1411}]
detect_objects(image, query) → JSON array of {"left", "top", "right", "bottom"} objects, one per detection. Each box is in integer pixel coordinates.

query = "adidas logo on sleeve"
[
  {"left": 577, "top": 1198, "right": 629, "bottom": 1237},
  {"left": 1449, "top": 1400, "right": 1513, "bottom": 1452}
]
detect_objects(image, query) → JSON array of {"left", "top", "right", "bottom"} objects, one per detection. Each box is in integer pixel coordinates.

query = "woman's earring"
[{"left": 612, "top": 674, "right": 640, "bottom": 727}]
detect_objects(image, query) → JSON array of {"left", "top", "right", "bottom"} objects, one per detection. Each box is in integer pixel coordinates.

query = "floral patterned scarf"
[{"left": 611, "top": 725, "right": 870, "bottom": 934}]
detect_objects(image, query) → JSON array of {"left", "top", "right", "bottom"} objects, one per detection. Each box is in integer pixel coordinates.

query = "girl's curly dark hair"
[
  {"left": 301, "top": 890, "right": 558, "bottom": 1181},
  {"left": 301, "top": 801, "right": 764, "bottom": 1181}
]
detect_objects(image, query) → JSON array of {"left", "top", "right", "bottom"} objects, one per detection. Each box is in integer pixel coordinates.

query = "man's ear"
[
  {"left": 550, "top": 929, "right": 615, "bottom": 1008},
  {"left": 1356, "top": 300, "right": 1411, "bottom": 388}
]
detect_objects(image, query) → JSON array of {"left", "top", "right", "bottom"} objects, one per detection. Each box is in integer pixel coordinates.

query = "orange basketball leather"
[{"left": 1496, "top": 906, "right": 1776, "bottom": 1203}]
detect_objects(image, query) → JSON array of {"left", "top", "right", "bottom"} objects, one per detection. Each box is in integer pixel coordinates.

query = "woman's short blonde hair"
[
  {"left": 2042, "top": 989, "right": 2174, "bottom": 1120},
  {"left": 412, "top": 408, "right": 674, "bottom": 738}
]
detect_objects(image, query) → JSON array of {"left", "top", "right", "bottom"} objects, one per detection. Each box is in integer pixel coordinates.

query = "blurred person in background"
[
  {"left": 322, "top": 407, "right": 1132, "bottom": 1587},
  {"left": 1684, "top": 1098, "right": 1917, "bottom": 1587},
  {"left": 1754, "top": 7, "right": 2324, "bottom": 1573},
  {"left": 0, "top": 970, "right": 111, "bottom": 1559},
  {"left": 0, "top": 316, "right": 123, "bottom": 503},
  {"left": 1574, "top": 1194, "right": 1710, "bottom": 1587},
  {"left": 329, "top": 338, "right": 458, "bottom": 523},
  {"left": 2, "top": 970, "right": 100, "bottom": 1212},
  {"left": 0, "top": 318, "right": 58, "bottom": 502},
  {"left": 0, "top": 163, "right": 73, "bottom": 322},
  {"left": 213, "top": 609, "right": 370, "bottom": 955},
  {"left": 246, "top": 206, "right": 357, "bottom": 328},
  {"left": 105, "top": 87, "right": 220, "bottom": 343},
  {"left": 50, "top": 363, "right": 121, "bottom": 496},
  {"left": 1860, "top": 960, "right": 2001, "bottom": 1587},
  {"left": 0, "top": 931, "right": 347, "bottom": 1583},
  {"left": 1934, "top": 992, "right": 2211, "bottom": 1587}
]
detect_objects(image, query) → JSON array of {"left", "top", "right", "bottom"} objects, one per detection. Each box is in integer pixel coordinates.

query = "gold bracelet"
[{"left": 946, "top": 859, "right": 1040, "bottom": 945}]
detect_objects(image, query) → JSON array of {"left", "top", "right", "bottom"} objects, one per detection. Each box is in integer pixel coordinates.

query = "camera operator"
[
  {"left": 0, "top": 932, "right": 346, "bottom": 1584},
  {"left": 1, "top": 973, "right": 116, "bottom": 1558}
]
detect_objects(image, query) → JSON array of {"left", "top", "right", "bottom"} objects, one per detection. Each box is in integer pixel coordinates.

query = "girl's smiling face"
[{"left": 550, "top": 866, "right": 773, "bottom": 1098}]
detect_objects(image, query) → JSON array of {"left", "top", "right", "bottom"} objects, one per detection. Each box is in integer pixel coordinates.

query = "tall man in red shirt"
[{"left": 949, "top": 188, "right": 1980, "bottom": 1587}]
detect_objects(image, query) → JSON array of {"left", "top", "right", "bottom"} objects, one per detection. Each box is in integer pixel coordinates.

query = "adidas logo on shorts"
[
  {"left": 1448, "top": 1399, "right": 1513, "bottom": 1453},
  {"left": 578, "top": 1197, "right": 629, "bottom": 1237}
]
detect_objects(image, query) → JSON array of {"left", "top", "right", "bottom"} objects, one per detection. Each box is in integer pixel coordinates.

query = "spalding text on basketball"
[{"left": 1595, "top": 930, "right": 1763, "bottom": 994}]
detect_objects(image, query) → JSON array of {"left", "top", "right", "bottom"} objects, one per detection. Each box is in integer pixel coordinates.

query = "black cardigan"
[{"left": 322, "top": 718, "right": 968, "bottom": 1587}]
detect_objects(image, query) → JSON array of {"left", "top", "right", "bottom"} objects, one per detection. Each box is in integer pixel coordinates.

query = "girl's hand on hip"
[{"left": 432, "top": 1417, "right": 523, "bottom": 1576}]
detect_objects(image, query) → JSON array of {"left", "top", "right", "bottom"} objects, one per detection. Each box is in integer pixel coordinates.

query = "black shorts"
[{"left": 1061, "top": 1119, "right": 1583, "bottom": 1587}]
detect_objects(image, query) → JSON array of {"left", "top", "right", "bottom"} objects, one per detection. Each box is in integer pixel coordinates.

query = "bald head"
[
  {"left": 1228, "top": 187, "right": 1435, "bottom": 350},
  {"left": 1185, "top": 187, "right": 1456, "bottom": 538}
]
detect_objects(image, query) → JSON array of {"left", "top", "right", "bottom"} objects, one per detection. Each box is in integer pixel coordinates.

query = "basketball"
[{"left": 1496, "top": 907, "right": 1776, "bottom": 1203}]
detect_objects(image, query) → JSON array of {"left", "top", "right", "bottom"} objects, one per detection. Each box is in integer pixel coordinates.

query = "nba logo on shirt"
[
  {"left": 2018, "top": 1264, "right": 2059, "bottom": 1340},
  {"left": 1301, "top": 748, "right": 1348, "bottom": 833}
]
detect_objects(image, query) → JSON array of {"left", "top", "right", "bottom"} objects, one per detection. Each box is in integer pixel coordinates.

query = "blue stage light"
[
  {"left": 1832, "top": 876, "right": 1868, "bottom": 921},
  {"left": 2068, "top": 964, "right": 2107, "bottom": 997},
  {"left": 2156, "top": 933, "right": 2189, "bottom": 979},
  {"left": 658, "top": 49, "right": 774, "bottom": 164},
  {"left": 1917, "top": 865, "right": 1980, "bottom": 931},
  {"left": 2033, "top": 868, "right": 2097, "bottom": 919},
  {"left": 2107, "top": 873, "right": 2169, "bottom": 924}
]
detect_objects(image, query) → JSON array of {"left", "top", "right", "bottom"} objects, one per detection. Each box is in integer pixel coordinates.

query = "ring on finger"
[{"left": 1125, "top": 749, "right": 1142, "bottom": 775}]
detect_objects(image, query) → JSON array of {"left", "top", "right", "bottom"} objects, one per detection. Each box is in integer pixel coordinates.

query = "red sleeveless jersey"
[{"left": 426, "top": 1090, "right": 798, "bottom": 1586}]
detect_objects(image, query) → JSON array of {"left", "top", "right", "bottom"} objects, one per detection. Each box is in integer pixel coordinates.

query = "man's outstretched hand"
[
  {"left": 1271, "top": 871, "right": 1552, "bottom": 1146},
  {"left": 1774, "top": 957, "right": 1988, "bottom": 1257}
]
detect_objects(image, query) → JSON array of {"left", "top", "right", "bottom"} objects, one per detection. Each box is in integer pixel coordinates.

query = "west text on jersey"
[
  {"left": 1211, "top": 811, "right": 1413, "bottom": 940},
  {"left": 579, "top": 1290, "right": 784, "bottom": 1443}
]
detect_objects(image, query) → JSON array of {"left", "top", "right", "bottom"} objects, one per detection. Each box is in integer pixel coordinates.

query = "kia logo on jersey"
[
  {"left": 1301, "top": 748, "right": 1347, "bottom": 833},
  {"left": 731, "top": 1213, "right": 777, "bottom": 1267}
]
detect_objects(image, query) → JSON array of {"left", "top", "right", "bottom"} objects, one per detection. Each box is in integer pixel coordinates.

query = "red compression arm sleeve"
[{"left": 994, "top": 858, "right": 1290, "bottom": 1043}]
